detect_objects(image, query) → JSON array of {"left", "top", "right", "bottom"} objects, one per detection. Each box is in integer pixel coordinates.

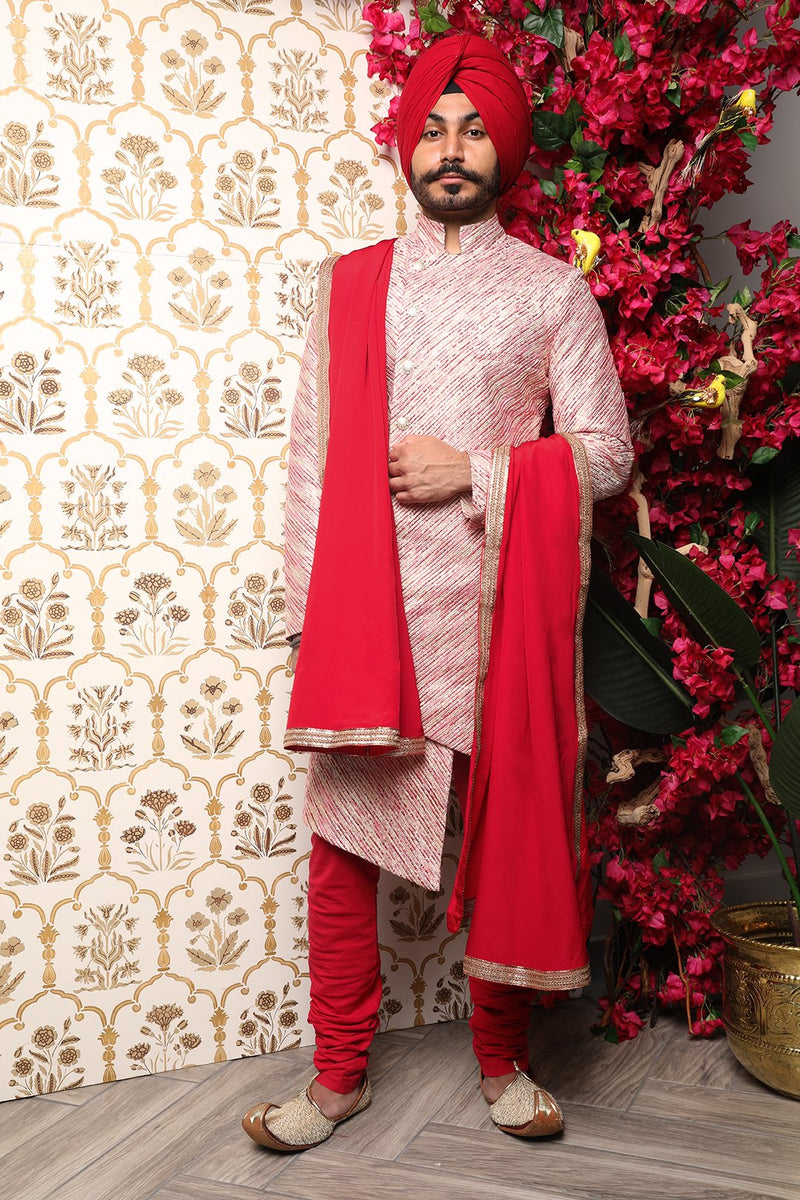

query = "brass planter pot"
[{"left": 711, "top": 901, "right": 800, "bottom": 1099}]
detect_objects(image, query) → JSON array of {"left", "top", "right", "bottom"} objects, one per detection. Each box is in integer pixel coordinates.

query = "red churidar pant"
[{"left": 307, "top": 754, "right": 538, "bottom": 1093}]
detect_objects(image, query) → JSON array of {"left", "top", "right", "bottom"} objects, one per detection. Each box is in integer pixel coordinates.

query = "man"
[{"left": 242, "top": 32, "right": 633, "bottom": 1151}]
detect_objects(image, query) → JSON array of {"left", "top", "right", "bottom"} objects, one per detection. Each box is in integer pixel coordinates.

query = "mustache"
[{"left": 423, "top": 165, "right": 482, "bottom": 184}]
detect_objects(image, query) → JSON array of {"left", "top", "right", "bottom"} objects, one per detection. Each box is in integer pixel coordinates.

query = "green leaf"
[
  {"left": 583, "top": 569, "right": 694, "bottom": 735},
  {"left": 773, "top": 255, "right": 799, "bottom": 276},
  {"left": 750, "top": 446, "right": 779, "bottom": 466},
  {"left": 628, "top": 532, "right": 762, "bottom": 671},
  {"left": 743, "top": 511, "right": 762, "bottom": 536},
  {"left": 737, "top": 129, "right": 758, "bottom": 150},
  {"left": 747, "top": 438, "right": 800, "bottom": 581},
  {"left": 652, "top": 849, "right": 669, "bottom": 870},
  {"left": 569, "top": 131, "right": 608, "bottom": 172},
  {"left": 720, "top": 724, "right": 749, "bottom": 745},
  {"left": 732, "top": 285, "right": 753, "bottom": 308},
  {"left": 787, "top": 233, "right": 800, "bottom": 250},
  {"left": 523, "top": 5, "right": 565, "bottom": 48},
  {"left": 666, "top": 80, "right": 682, "bottom": 108},
  {"left": 641, "top": 616, "right": 663, "bottom": 636},
  {"left": 613, "top": 33, "right": 633, "bottom": 63},
  {"left": 539, "top": 177, "right": 558, "bottom": 197},
  {"left": 532, "top": 99, "right": 582, "bottom": 151},
  {"left": 769, "top": 695, "right": 800, "bottom": 819},
  {"left": 708, "top": 275, "right": 731, "bottom": 305},
  {"left": 416, "top": 1, "right": 450, "bottom": 32}
]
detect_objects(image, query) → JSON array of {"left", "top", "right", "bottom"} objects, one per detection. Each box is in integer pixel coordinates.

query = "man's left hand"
[{"left": 388, "top": 435, "right": 471, "bottom": 505}]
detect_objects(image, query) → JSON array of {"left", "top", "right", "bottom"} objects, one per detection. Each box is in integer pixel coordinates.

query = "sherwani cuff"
[{"left": 459, "top": 449, "right": 492, "bottom": 526}]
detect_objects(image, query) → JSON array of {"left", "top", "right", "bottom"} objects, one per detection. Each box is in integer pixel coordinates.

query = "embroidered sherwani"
[{"left": 284, "top": 213, "right": 633, "bottom": 889}]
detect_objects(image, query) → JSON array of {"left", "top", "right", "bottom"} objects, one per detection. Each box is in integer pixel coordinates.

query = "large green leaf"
[
  {"left": 523, "top": 6, "right": 565, "bottom": 48},
  {"left": 584, "top": 570, "right": 694, "bottom": 734},
  {"left": 747, "top": 438, "right": 800, "bottom": 582},
  {"left": 532, "top": 100, "right": 582, "bottom": 151},
  {"left": 628, "top": 533, "right": 761, "bottom": 671},
  {"left": 769, "top": 694, "right": 800, "bottom": 819}
]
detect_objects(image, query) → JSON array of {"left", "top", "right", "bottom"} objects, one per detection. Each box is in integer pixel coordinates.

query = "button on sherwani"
[{"left": 284, "top": 213, "right": 634, "bottom": 889}]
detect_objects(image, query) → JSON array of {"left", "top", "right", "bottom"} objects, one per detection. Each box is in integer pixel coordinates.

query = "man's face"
[{"left": 409, "top": 91, "right": 501, "bottom": 218}]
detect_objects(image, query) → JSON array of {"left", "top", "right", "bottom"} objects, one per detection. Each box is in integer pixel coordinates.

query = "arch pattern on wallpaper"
[{"left": 0, "top": 0, "right": 467, "bottom": 1100}]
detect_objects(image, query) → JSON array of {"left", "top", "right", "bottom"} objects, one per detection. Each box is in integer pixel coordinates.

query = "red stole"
[
  {"left": 448, "top": 437, "right": 593, "bottom": 990},
  {"left": 285, "top": 241, "right": 425, "bottom": 756},
  {"left": 285, "top": 240, "right": 592, "bottom": 989}
]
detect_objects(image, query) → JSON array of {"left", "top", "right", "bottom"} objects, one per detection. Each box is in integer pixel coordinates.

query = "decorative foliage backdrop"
[
  {"left": 364, "top": 0, "right": 800, "bottom": 1041},
  {"left": 0, "top": 0, "right": 469, "bottom": 1100}
]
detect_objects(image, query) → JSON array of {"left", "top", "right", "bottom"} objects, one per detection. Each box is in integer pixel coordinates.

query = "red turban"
[{"left": 395, "top": 33, "right": 530, "bottom": 194}]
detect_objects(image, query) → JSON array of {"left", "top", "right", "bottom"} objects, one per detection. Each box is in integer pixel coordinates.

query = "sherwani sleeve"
[
  {"left": 548, "top": 271, "right": 634, "bottom": 501},
  {"left": 283, "top": 309, "right": 321, "bottom": 641}
]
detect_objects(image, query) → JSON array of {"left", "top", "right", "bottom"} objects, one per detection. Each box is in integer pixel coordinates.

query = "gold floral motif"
[
  {"left": 215, "top": 148, "right": 279, "bottom": 229},
  {"left": 115, "top": 571, "right": 190, "bottom": 656},
  {"left": 67, "top": 684, "right": 133, "bottom": 771},
  {"left": 225, "top": 568, "right": 285, "bottom": 649},
  {"left": 432, "top": 960, "right": 471, "bottom": 1021},
  {"left": 210, "top": 0, "right": 274, "bottom": 12},
  {"left": 0, "top": 919, "right": 25, "bottom": 1005},
  {"left": 231, "top": 778, "right": 296, "bottom": 859},
  {"left": 44, "top": 14, "right": 114, "bottom": 105},
  {"left": 126, "top": 1003, "right": 201, "bottom": 1074},
  {"left": 0, "top": 710, "right": 18, "bottom": 776},
  {"left": 0, "top": 573, "right": 73, "bottom": 660},
  {"left": 314, "top": 0, "right": 369, "bottom": 32},
  {"left": 168, "top": 248, "right": 232, "bottom": 331},
  {"left": 173, "top": 461, "right": 238, "bottom": 546},
  {"left": 54, "top": 241, "right": 121, "bottom": 326},
  {"left": 160, "top": 32, "right": 226, "bottom": 118},
  {"left": 4, "top": 795, "right": 79, "bottom": 886},
  {"left": 60, "top": 464, "right": 128, "bottom": 551},
  {"left": 101, "top": 133, "right": 177, "bottom": 221},
  {"left": 318, "top": 158, "right": 384, "bottom": 240},
  {"left": 185, "top": 886, "right": 250, "bottom": 970},
  {"left": 377, "top": 973, "right": 403, "bottom": 1030},
  {"left": 180, "top": 675, "right": 244, "bottom": 759},
  {"left": 107, "top": 352, "right": 184, "bottom": 439},
  {"left": 0, "top": 348, "right": 66, "bottom": 435},
  {"left": 218, "top": 359, "right": 284, "bottom": 439},
  {"left": 269, "top": 49, "right": 328, "bottom": 132},
  {"left": 0, "top": 120, "right": 58, "bottom": 207},
  {"left": 74, "top": 903, "right": 140, "bottom": 991},
  {"left": 236, "top": 981, "right": 300, "bottom": 1055},
  {"left": 121, "top": 787, "right": 196, "bottom": 873},
  {"left": 388, "top": 885, "right": 446, "bottom": 942},
  {"left": 276, "top": 258, "right": 318, "bottom": 338},
  {"left": 0, "top": 485, "right": 9, "bottom": 540},
  {"left": 10, "top": 1017, "right": 84, "bottom": 1095}
]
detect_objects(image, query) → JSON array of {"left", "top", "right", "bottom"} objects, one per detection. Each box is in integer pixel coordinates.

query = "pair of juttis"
[{"left": 285, "top": 241, "right": 592, "bottom": 991}]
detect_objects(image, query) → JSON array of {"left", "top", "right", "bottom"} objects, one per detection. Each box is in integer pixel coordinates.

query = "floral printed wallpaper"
[{"left": 0, "top": 0, "right": 467, "bottom": 1099}]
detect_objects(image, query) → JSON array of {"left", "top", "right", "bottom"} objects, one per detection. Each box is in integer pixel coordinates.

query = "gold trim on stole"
[
  {"left": 463, "top": 955, "right": 592, "bottom": 990},
  {"left": 561, "top": 434, "right": 593, "bottom": 876},
  {"left": 473, "top": 445, "right": 512, "bottom": 760},
  {"left": 285, "top": 726, "right": 425, "bottom": 754},
  {"left": 315, "top": 252, "right": 341, "bottom": 484}
]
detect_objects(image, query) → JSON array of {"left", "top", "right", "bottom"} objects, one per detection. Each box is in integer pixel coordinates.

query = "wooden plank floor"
[{"left": 5, "top": 998, "right": 800, "bottom": 1200}]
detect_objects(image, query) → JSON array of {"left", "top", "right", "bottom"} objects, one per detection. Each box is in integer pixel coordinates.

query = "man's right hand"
[{"left": 289, "top": 645, "right": 299, "bottom": 675}]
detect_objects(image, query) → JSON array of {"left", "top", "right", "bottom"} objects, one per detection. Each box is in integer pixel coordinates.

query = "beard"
[{"left": 409, "top": 160, "right": 501, "bottom": 214}]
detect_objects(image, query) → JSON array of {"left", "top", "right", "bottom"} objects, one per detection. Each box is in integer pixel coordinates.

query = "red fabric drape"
[
  {"left": 285, "top": 241, "right": 425, "bottom": 755},
  {"left": 448, "top": 437, "right": 593, "bottom": 988}
]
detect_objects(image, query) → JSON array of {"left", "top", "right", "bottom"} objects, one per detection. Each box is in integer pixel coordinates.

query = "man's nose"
[{"left": 439, "top": 130, "right": 464, "bottom": 161}]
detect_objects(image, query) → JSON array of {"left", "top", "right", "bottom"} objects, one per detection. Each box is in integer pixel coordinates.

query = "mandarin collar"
[{"left": 407, "top": 210, "right": 505, "bottom": 257}]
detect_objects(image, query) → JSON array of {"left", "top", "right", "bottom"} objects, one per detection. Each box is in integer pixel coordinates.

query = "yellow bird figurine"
[
  {"left": 680, "top": 374, "right": 726, "bottom": 410},
  {"left": 681, "top": 87, "right": 757, "bottom": 184},
  {"left": 571, "top": 229, "right": 601, "bottom": 275}
]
